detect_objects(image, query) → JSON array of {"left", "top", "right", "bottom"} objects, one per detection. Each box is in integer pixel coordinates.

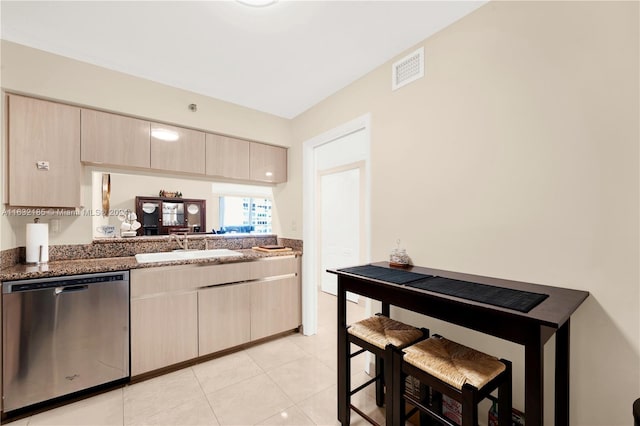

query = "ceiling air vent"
[{"left": 391, "top": 47, "right": 424, "bottom": 91}]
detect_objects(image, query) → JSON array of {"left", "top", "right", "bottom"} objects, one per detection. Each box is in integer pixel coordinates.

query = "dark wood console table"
[{"left": 330, "top": 262, "right": 589, "bottom": 426}]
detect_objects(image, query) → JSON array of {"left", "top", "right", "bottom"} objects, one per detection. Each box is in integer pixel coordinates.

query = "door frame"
[{"left": 302, "top": 113, "right": 371, "bottom": 336}]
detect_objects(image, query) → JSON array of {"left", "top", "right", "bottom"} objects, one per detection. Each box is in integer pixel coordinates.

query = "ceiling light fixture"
[
  {"left": 237, "top": 0, "right": 277, "bottom": 7},
  {"left": 151, "top": 128, "right": 179, "bottom": 142}
]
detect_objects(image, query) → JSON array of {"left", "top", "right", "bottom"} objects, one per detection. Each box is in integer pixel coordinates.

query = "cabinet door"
[
  {"left": 150, "top": 123, "right": 205, "bottom": 174},
  {"left": 184, "top": 199, "right": 206, "bottom": 232},
  {"left": 249, "top": 142, "right": 287, "bottom": 183},
  {"left": 8, "top": 95, "right": 81, "bottom": 207},
  {"left": 199, "top": 284, "right": 251, "bottom": 356},
  {"left": 81, "top": 109, "right": 150, "bottom": 168},
  {"left": 130, "top": 292, "right": 198, "bottom": 375},
  {"left": 250, "top": 276, "right": 300, "bottom": 340},
  {"left": 205, "top": 134, "right": 250, "bottom": 180}
]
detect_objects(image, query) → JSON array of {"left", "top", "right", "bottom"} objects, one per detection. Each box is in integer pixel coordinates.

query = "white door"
[{"left": 318, "top": 163, "right": 363, "bottom": 302}]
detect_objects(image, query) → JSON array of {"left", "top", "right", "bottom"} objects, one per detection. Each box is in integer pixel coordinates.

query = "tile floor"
[{"left": 6, "top": 291, "right": 386, "bottom": 426}]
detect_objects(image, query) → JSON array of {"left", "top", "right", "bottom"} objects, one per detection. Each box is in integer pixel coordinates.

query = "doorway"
[
  {"left": 302, "top": 114, "right": 371, "bottom": 336},
  {"left": 317, "top": 162, "right": 365, "bottom": 301}
]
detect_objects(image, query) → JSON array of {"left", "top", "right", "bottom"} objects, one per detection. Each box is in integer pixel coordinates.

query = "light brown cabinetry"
[
  {"left": 250, "top": 276, "right": 301, "bottom": 340},
  {"left": 199, "top": 283, "right": 251, "bottom": 355},
  {"left": 205, "top": 134, "right": 250, "bottom": 180},
  {"left": 130, "top": 291, "right": 198, "bottom": 376},
  {"left": 129, "top": 256, "right": 300, "bottom": 375},
  {"left": 150, "top": 123, "right": 206, "bottom": 174},
  {"left": 249, "top": 142, "right": 287, "bottom": 183},
  {"left": 81, "top": 109, "right": 150, "bottom": 168},
  {"left": 7, "top": 94, "right": 81, "bottom": 207}
]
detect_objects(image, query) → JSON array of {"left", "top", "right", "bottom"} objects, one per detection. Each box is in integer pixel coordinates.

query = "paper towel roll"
[{"left": 26, "top": 223, "right": 49, "bottom": 264}]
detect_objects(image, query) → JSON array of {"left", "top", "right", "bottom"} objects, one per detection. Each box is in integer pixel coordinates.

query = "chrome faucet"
[{"left": 169, "top": 232, "right": 189, "bottom": 250}]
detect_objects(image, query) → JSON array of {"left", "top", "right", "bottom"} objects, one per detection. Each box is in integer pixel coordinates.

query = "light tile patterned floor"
[{"left": 7, "top": 291, "right": 385, "bottom": 425}]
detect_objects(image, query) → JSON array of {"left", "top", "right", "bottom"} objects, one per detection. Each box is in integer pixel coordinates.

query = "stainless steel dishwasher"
[{"left": 2, "top": 270, "right": 130, "bottom": 413}]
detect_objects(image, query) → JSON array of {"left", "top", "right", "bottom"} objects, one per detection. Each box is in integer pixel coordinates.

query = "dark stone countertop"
[{"left": 0, "top": 249, "right": 301, "bottom": 281}]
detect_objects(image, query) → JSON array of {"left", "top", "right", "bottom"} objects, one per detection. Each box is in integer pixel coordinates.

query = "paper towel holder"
[{"left": 26, "top": 218, "right": 49, "bottom": 265}]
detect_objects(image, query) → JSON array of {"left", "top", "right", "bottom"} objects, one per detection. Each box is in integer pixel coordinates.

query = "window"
[{"left": 219, "top": 196, "right": 272, "bottom": 234}]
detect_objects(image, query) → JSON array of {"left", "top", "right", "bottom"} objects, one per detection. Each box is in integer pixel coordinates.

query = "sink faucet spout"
[{"left": 169, "top": 232, "right": 189, "bottom": 250}]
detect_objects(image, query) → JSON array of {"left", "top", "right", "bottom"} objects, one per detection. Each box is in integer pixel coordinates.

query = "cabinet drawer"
[
  {"left": 131, "top": 262, "right": 255, "bottom": 297},
  {"left": 131, "top": 256, "right": 298, "bottom": 298},
  {"left": 249, "top": 256, "right": 299, "bottom": 278}
]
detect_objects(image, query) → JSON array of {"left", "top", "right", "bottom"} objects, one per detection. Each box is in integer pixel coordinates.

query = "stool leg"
[
  {"left": 375, "top": 353, "right": 384, "bottom": 407},
  {"left": 498, "top": 360, "right": 513, "bottom": 426},
  {"left": 384, "top": 345, "right": 394, "bottom": 425},
  {"left": 461, "top": 385, "right": 478, "bottom": 426},
  {"left": 418, "top": 382, "right": 432, "bottom": 426},
  {"left": 391, "top": 346, "right": 405, "bottom": 426},
  {"left": 431, "top": 390, "right": 443, "bottom": 422}
]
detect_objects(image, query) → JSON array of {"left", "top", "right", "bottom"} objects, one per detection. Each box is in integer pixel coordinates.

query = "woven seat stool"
[
  {"left": 391, "top": 335, "right": 512, "bottom": 426},
  {"left": 344, "top": 314, "right": 427, "bottom": 425}
]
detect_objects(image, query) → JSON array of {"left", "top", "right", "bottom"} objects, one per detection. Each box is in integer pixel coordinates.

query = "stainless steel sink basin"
[{"left": 135, "top": 249, "right": 242, "bottom": 263}]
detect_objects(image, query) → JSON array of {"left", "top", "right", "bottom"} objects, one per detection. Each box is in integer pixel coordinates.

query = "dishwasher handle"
[{"left": 54, "top": 285, "right": 89, "bottom": 295}]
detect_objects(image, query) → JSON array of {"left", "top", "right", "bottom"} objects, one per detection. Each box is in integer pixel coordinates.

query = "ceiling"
[{"left": 1, "top": 1, "right": 486, "bottom": 119}]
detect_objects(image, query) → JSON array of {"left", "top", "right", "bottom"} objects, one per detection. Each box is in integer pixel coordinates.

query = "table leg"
[
  {"left": 337, "top": 278, "right": 349, "bottom": 425},
  {"left": 525, "top": 332, "right": 544, "bottom": 426},
  {"left": 381, "top": 302, "right": 390, "bottom": 317},
  {"left": 555, "top": 319, "right": 570, "bottom": 426}
]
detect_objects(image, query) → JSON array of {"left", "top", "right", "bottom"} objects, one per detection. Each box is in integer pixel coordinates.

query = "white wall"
[{"left": 292, "top": 2, "right": 639, "bottom": 424}]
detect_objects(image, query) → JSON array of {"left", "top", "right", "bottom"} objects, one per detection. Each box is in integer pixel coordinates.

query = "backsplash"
[
  {"left": 1, "top": 248, "right": 22, "bottom": 270},
  {"left": 1, "top": 235, "right": 302, "bottom": 268}
]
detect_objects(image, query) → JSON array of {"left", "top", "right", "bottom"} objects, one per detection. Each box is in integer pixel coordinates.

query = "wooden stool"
[
  {"left": 391, "top": 335, "right": 512, "bottom": 426},
  {"left": 345, "top": 315, "right": 427, "bottom": 425}
]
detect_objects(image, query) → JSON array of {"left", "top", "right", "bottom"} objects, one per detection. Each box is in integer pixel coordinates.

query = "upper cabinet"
[
  {"left": 8, "top": 95, "right": 81, "bottom": 208},
  {"left": 81, "top": 109, "right": 150, "bottom": 168},
  {"left": 6, "top": 95, "right": 286, "bottom": 192},
  {"left": 208, "top": 135, "right": 288, "bottom": 184},
  {"left": 150, "top": 123, "right": 206, "bottom": 174},
  {"left": 249, "top": 142, "right": 287, "bottom": 183},
  {"left": 205, "top": 134, "right": 250, "bottom": 180}
]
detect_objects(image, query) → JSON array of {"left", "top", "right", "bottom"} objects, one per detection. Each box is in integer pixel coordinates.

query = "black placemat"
[
  {"left": 338, "top": 265, "right": 432, "bottom": 284},
  {"left": 405, "top": 277, "right": 548, "bottom": 313}
]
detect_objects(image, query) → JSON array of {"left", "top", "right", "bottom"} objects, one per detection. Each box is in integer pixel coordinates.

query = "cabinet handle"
[{"left": 36, "top": 161, "right": 50, "bottom": 171}]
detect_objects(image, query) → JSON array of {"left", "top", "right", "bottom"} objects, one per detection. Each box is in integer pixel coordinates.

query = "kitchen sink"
[{"left": 135, "top": 249, "right": 243, "bottom": 263}]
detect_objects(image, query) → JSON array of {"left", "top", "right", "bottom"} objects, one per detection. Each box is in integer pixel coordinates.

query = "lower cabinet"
[
  {"left": 130, "top": 256, "right": 301, "bottom": 376},
  {"left": 130, "top": 291, "right": 198, "bottom": 376},
  {"left": 251, "top": 277, "right": 301, "bottom": 340},
  {"left": 198, "top": 283, "right": 251, "bottom": 355}
]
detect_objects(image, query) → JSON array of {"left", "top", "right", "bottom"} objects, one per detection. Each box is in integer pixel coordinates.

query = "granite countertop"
[
  {"left": 91, "top": 233, "right": 277, "bottom": 243},
  {"left": 0, "top": 249, "right": 301, "bottom": 281}
]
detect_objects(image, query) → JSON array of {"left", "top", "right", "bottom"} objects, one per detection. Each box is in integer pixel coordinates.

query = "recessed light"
[
  {"left": 265, "top": 171, "right": 274, "bottom": 177},
  {"left": 237, "top": 0, "right": 277, "bottom": 7}
]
